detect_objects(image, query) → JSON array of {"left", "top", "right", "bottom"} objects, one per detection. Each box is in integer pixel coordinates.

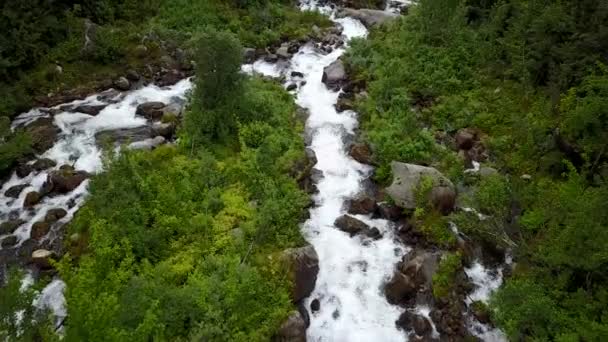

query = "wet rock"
[
  {"left": 455, "top": 128, "right": 476, "bottom": 150},
  {"left": 156, "top": 69, "right": 182, "bottom": 87},
  {"left": 310, "top": 298, "right": 321, "bottom": 312},
  {"left": 97, "top": 89, "right": 122, "bottom": 103},
  {"left": 16, "top": 164, "right": 33, "bottom": 178},
  {"left": 32, "top": 249, "right": 55, "bottom": 269},
  {"left": 24, "top": 191, "right": 42, "bottom": 207},
  {"left": 275, "top": 311, "right": 306, "bottom": 342},
  {"left": 127, "top": 136, "right": 166, "bottom": 151},
  {"left": 384, "top": 271, "right": 416, "bottom": 304},
  {"left": 430, "top": 186, "right": 456, "bottom": 215},
  {"left": 322, "top": 59, "right": 346, "bottom": 90},
  {"left": 468, "top": 141, "right": 488, "bottom": 162},
  {"left": 5, "top": 184, "right": 29, "bottom": 198},
  {"left": 126, "top": 69, "right": 140, "bottom": 82},
  {"left": 32, "top": 158, "right": 57, "bottom": 171},
  {"left": 395, "top": 311, "right": 432, "bottom": 336},
  {"left": 347, "top": 196, "right": 377, "bottom": 215},
  {"left": 334, "top": 215, "right": 370, "bottom": 236},
  {"left": 337, "top": 8, "right": 398, "bottom": 28},
  {"left": 45, "top": 208, "right": 67, "bottom": 223},
  {"left": 398, "top": 250, "right": 440, "bottom": 292},
  {"left": 0, "top": 219, "right": 25, "bottom": 235},
  {"left": 291, "top": 71, "right": 304, "bottom": 78},
  {"left": 47, "top": 167, "right": 89, "bottom": 194},
  {"left": 136, "top": 101, "right": 166, "bottom": 120},
  {"left": 95, "top": 126, "right": 153, "bottom": 147},
  {"left": 243, "top": 47, "right": 257, "bottom": 63},
  {"left": 286, "top": 83, "right": 298, "bottom": 91},
  {"left": 1, "top": 235, "right": 18, "bottom": 248},
  {"left": 72, "top": 104, "right": 107, "bottom": 116},
  {"left": 282, "top": 245, "right": 319, "bottom": 303},
  {"left": 349, "top": 143, "right": 373, "bottom": 165},
  {"left": 471, "top": 301, "right": 491, "bottom": 324},
  {"left": 276, "top": 44, "right": 292, "bottom": 59},
  {"left": 335, "top": 97, "right": 354, "bottom": 112},
  {"left": 152, "top": 122, "right": 175, "bottom": 139},
  {"left": 386, "top": 162, "right": 454, "bottom": 210},
  {"left": 24, "top": 117, "right": 61, "bottom": 154},
  {"left": 31, "top": 221, "right": 51, "bottom": 240},
  {"left": 376, "top": 202, "right": 402, "bottom": 221},
  {"left": 114, "top": 76, "right": 131, "bottom": 91},
  {"left": 265, "top": 54, "right": 279, "bottom": 63}
]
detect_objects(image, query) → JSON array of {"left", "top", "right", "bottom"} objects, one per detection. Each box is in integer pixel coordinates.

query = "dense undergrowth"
[{"left": 345, "top": 0, "right": 608, "bottom": 340}]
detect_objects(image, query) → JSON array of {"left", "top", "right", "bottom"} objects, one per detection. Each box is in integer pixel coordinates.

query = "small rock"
[
  {"left": 347, "top": 196, "right": 377, "bottom": 215},
  {"left": 1, "top": 235, "right": 18, "bottom": 248},
  {"left": 521, "top": 174, "right": 532, "bottom": 181},
  {"left": 32, "top": 249, "right": 55, "bottom": 269},
  {"left": 286, "top": 83, "right": 298, "bottom": 91},
  {"left": 243, "top": 47, "right": 256, "bottom": 63},
  {"left": 127, "top": 136, "right": 166, "bottom": 151},
  {"left": 335, "top": 97, "right": 354, "bottom": 112},
  {"left": 377, "top": 202, "right": 402, "bottom": 221},
  {"left": 310, "top": 299, "right": 321, "bottom": 312},
  {"left": 430, "top": 186, "right": 456, "bottom": 215},
  {"left": 334, "top": 215, "right": 371, "bottom": 236},
  {"left": 5, "top": 184, "right": 29, "bottom": 198},
  {"left": 16, "top": 164, "right": 33, "bottom": 178},
  {"left": 45, "top": 208, "right": 67, "bottom": 223},
  {"left": 264, "top": 54, "right": 278, "bottom": 63},
  {"left": 282, "top": 245, "right": 320, "bottom": 303},
  {"left": 455, "top": 128, "right": 476, "bottom": 150},
  {"left": 32, "top": 158, "right": 57, "bottom": 171},
  {"left": 0, "top": 219, "right": 25, "bottom": 235},
  {"left": 276, "top": 45, "right": 291, "bottom": 59},
  {"left": 151, "top": 122, "right": 175, "bottom": 139},
  {"left": 349, "top": 143, "right": 373, "bottom": 165},
  {"left": 136, "top": 101, "right": 166, "bottom": 120},
  {"left": 275, "top": 311, "right": 306, "bottom": 342},
  {"left": 126, "top": 69, "right": 140, "bottom": 81},
  {"left": 384, "top": 271, "right": 416, "bottom": 304},
  {"left": 23, "top": 191, "right": 42, "bottom": 207},
  {"left": 72, "top": 104, "right": 107, "bottom": 116},
  {"left": 133, "top": 44, "right": 148, "bottom": 58},
  {"left": 291, "top": 71, "right": 304, "bottom": 78},
  {"left": 31, "top": 221, "right": 51, "bottom": 240},
  {"left": 322, "top": 59, "right": 346, "bottom": 90},
  {"left": 479, "top": 167, "right": 498, "bottom": 178},
  {"left": 114, "top": 77, "right": 130, "bottom": 91}
]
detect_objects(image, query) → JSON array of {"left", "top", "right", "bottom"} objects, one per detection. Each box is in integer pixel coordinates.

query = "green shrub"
[{"left": 432, "top": 252, "right": 462, "bottom": 300}]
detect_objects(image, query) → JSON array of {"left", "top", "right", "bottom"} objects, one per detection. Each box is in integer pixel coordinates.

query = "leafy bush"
[{"left": 432, "top": 252, "right": 462, "bottom": 300}]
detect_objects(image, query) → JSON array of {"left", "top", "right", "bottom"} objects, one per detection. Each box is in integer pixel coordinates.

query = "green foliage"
[
  {"left": 432, "top": 252, "right": 462, "bottom": 300},
  {"left": 0, "top": 117, "right": 32, "bottom": 177}
]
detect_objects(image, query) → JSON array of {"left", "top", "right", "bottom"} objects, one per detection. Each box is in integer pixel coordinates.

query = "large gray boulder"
[
  {"left": 275, "top": 311, "right": 306, "bottom": 342},
  {"left": 337, "top": 8, "right": 398, "bottom": 28},
  {"left": 95, "top": 126, "right": 153, "bottom": 147},
  {"left": 322, "top": 59, "right": 346, "bottom": 90},
  {"left": 281, "top": 245, "right": 319, "bottom": 303},
  {"left": 386, "top": 162, "right": 455, "bottom": 211}
]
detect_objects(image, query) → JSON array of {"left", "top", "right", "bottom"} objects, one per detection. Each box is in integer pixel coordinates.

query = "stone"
[
  {"left": 310, "top": 298, "right": 321, "bottom": 312},
  {"left": 1, "top": 235, "right": 18, "bottom": 248},
  {"left": 136, "top": 101, "right": 166, "bottom": 120},
  {"left": 479, "top": 167, "right": 498, "bottom": 178},
  {"left": 334, "top": 215, "right": 371, "bottom": 236},
  {"left": 347, "top": 196, "right": 377, "bottom": 215},
  {"left": 47, "top": 168, "right": 89, "bottom": 194},
  {"left": 114, "top": 77, "right": 131, "bottom": 91},
  {"left": 32, "top": 249, "right": 55, "bottom": 269},
  {"left": 335, "top": 97, "right": 354, "bottom": 112},
  {"left": 521, "top": 174, "right": 532, "bottom": 181},
  {"left": 377, "top": 202, "right": 402, "bottom": 221},
  {"left": 349, "top": 143, "right": 373, "bottom": 165},
  {"left": 455, "top": 128, "right": 476, "bottom": 150},
  {"left": 127, "top": 136, "right": 166, "bottom": 150},
  {"left": 151, "top": 122, "right": 175, "bottom": 139},
  {"left": 384, "top": 271, "right": 416, "bottom": 304},
  {"left": 72, "top": 104, "right": 107, "bottom": 116},
  {"left": 337, "top": 8, "right": 398, "bottom": 28},
  {"left": 133, "top": 44, "right": 148, "bottom": 58},
  {"left": 16, "top": 164, "right": 33, "bottom": 178},
  {"left": 282, "top": 245, "right": 319, "bottom": 303},
  {"left": 24, "top": 191, "right": 42, "bottom": 207},
  {"left": 396, "top": 311, "right": 432, "bottom": 337},
  {"left": 291, "top": 71, "right": 304, "bottom": 78},
  {"left": 31, "top": 221, "right": 51, "bottom": 240},
  {"left": 32, "top": 158, "right": 57, "bottom": 171},
  {"left": 0, "top": 219, "right": 25, "bottom": 235},
  {"left": 95, "top": 126, "right": 153, "bottom": 147},
  {"left": 430, "top": 186, "right": 456, "bottom": 215},
  {"left": 286, "top": 83, "right": 298, "bottom": 91},
  {"left": 126, "top": 69, "right": 140, "bottom": 82},
  {"left": 386, "top": 162, "right": 455, "bottom": 210},
  {"left": 243, "top": 47, "right": 257, "bottom": 63},
  {"left": 156, "top": 69, "right": 182, "bottom": 87},
  {"left": 45, "top": 208, "right": 67, "bottom": 223},
  {"left": 5, "top": 184, "right": 29, "bottom": 198},
  {"left": 398, "top": 250, "right": 440, "bottom": 291},
  {"left": 265, "top": 54, "right": 278, "bottom": 63},
  {"left": 276, "top": 45, "right": 291, "bottom": 59},
  {"left": 24, "top": 117, "right": 61, "bottom": 154},
  {"left": 322, "top": 59, "right": 346, "bottom": 90},
  {"left": 275, "top": 311, "right": 306, "bottom": 342},
  {"left": 471, "top": 301, "right": 491, "bottom": 324}
]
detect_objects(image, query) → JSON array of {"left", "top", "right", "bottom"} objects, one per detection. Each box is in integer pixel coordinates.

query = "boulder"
[
  {"left": 95, "top": 126, "right": 153, "bottom": 147},
  {"left": 24, "top": 117, "right": 61, "bottom": 153},
  {"left": 72, "top": 104, "right": 107, "bottom": 116},
  {"left": 399, "top": 250, "right": 440, "bottom": 291},
  {"left": 24, "top": 191, "right": 42, "bottom": 207},
  {"left": 384, "top": 271, "right": 416, "bottom": 304},
  {"left": 45, "top": 208, "right": 67, "bottom": 223},
  {"left": 337, "top": 8, "right": 398, "bottom": 28},
  {"left": 31, "top": 221, "right": 51, "bottom": 240},
  {"left": 334, "top": 215, "right": 370, "bottom": 236},
  {"left": 16, "top": 164, "right": 33, "bottom": 178},
  {"left": 136, "top": 101, "right": 166, "bottom": 120},
  {"left": 0, "top": 219, "right": 25, "bottom": 235},
  {"left": 376, "top": 202, "right": 402, "bottom": 221},
  {"left": 156, "top": 70, "right": 182, "bottom": 87},
  {"left": 275, "top": 311, "right": 306, "bottom": 342},
  {"left": 114, "top": 77, "right": 131, "bottom": 91},
  {"left": 386, "top": 162, "right": 454, "bottom": 210},
  {"left": 1, "top": 235, "right": 18, "bottom": 248},
  {"left": 127, "top": 136, "right": 166, "bottom": 150},
  {"left": 5, "top": 184, "right": 29, "bottom": 198},
  {"left": 349, "top": 143, "right": 373, "bottom": 165},
  {"left": 336, "top": 97, "right": 354, "bottom": 112},
  {"left": 126, "top": 69, "right": 140, "bottom": 82},
  {"left": 276, "top": 45, "right": 291, "bottom": 59},
  {"left": 151, "top": 122, "right": 175, "bottom": 139},
  {"left": 430, "top": 186, "right": 456, "bottom": 215},
  {"left": 46, "top": 167, "right": 89, "bottom": 194},
  {"left": 31, "top": 249, "right": 55, "bottom": 269},
  {"left": 32, "top": 158, "right": 57, "bottom": 171},
  {"left": 265, "top": 54, "right": 279, "bottom": 63},
  {"left": 322, "top": 59, "right": 346, "bottom": 90},
  {"left": 347, "top": 196, "right": 377, "bottom": 215},
  {"left": 243, "top": 47, "right": 257, "bottom": 63},
  {"left": 282, "top": 245, "right": 319, "bottom": 303},
  {"left": 395, "top": 311, "right": 432, "bottom": 337}
]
